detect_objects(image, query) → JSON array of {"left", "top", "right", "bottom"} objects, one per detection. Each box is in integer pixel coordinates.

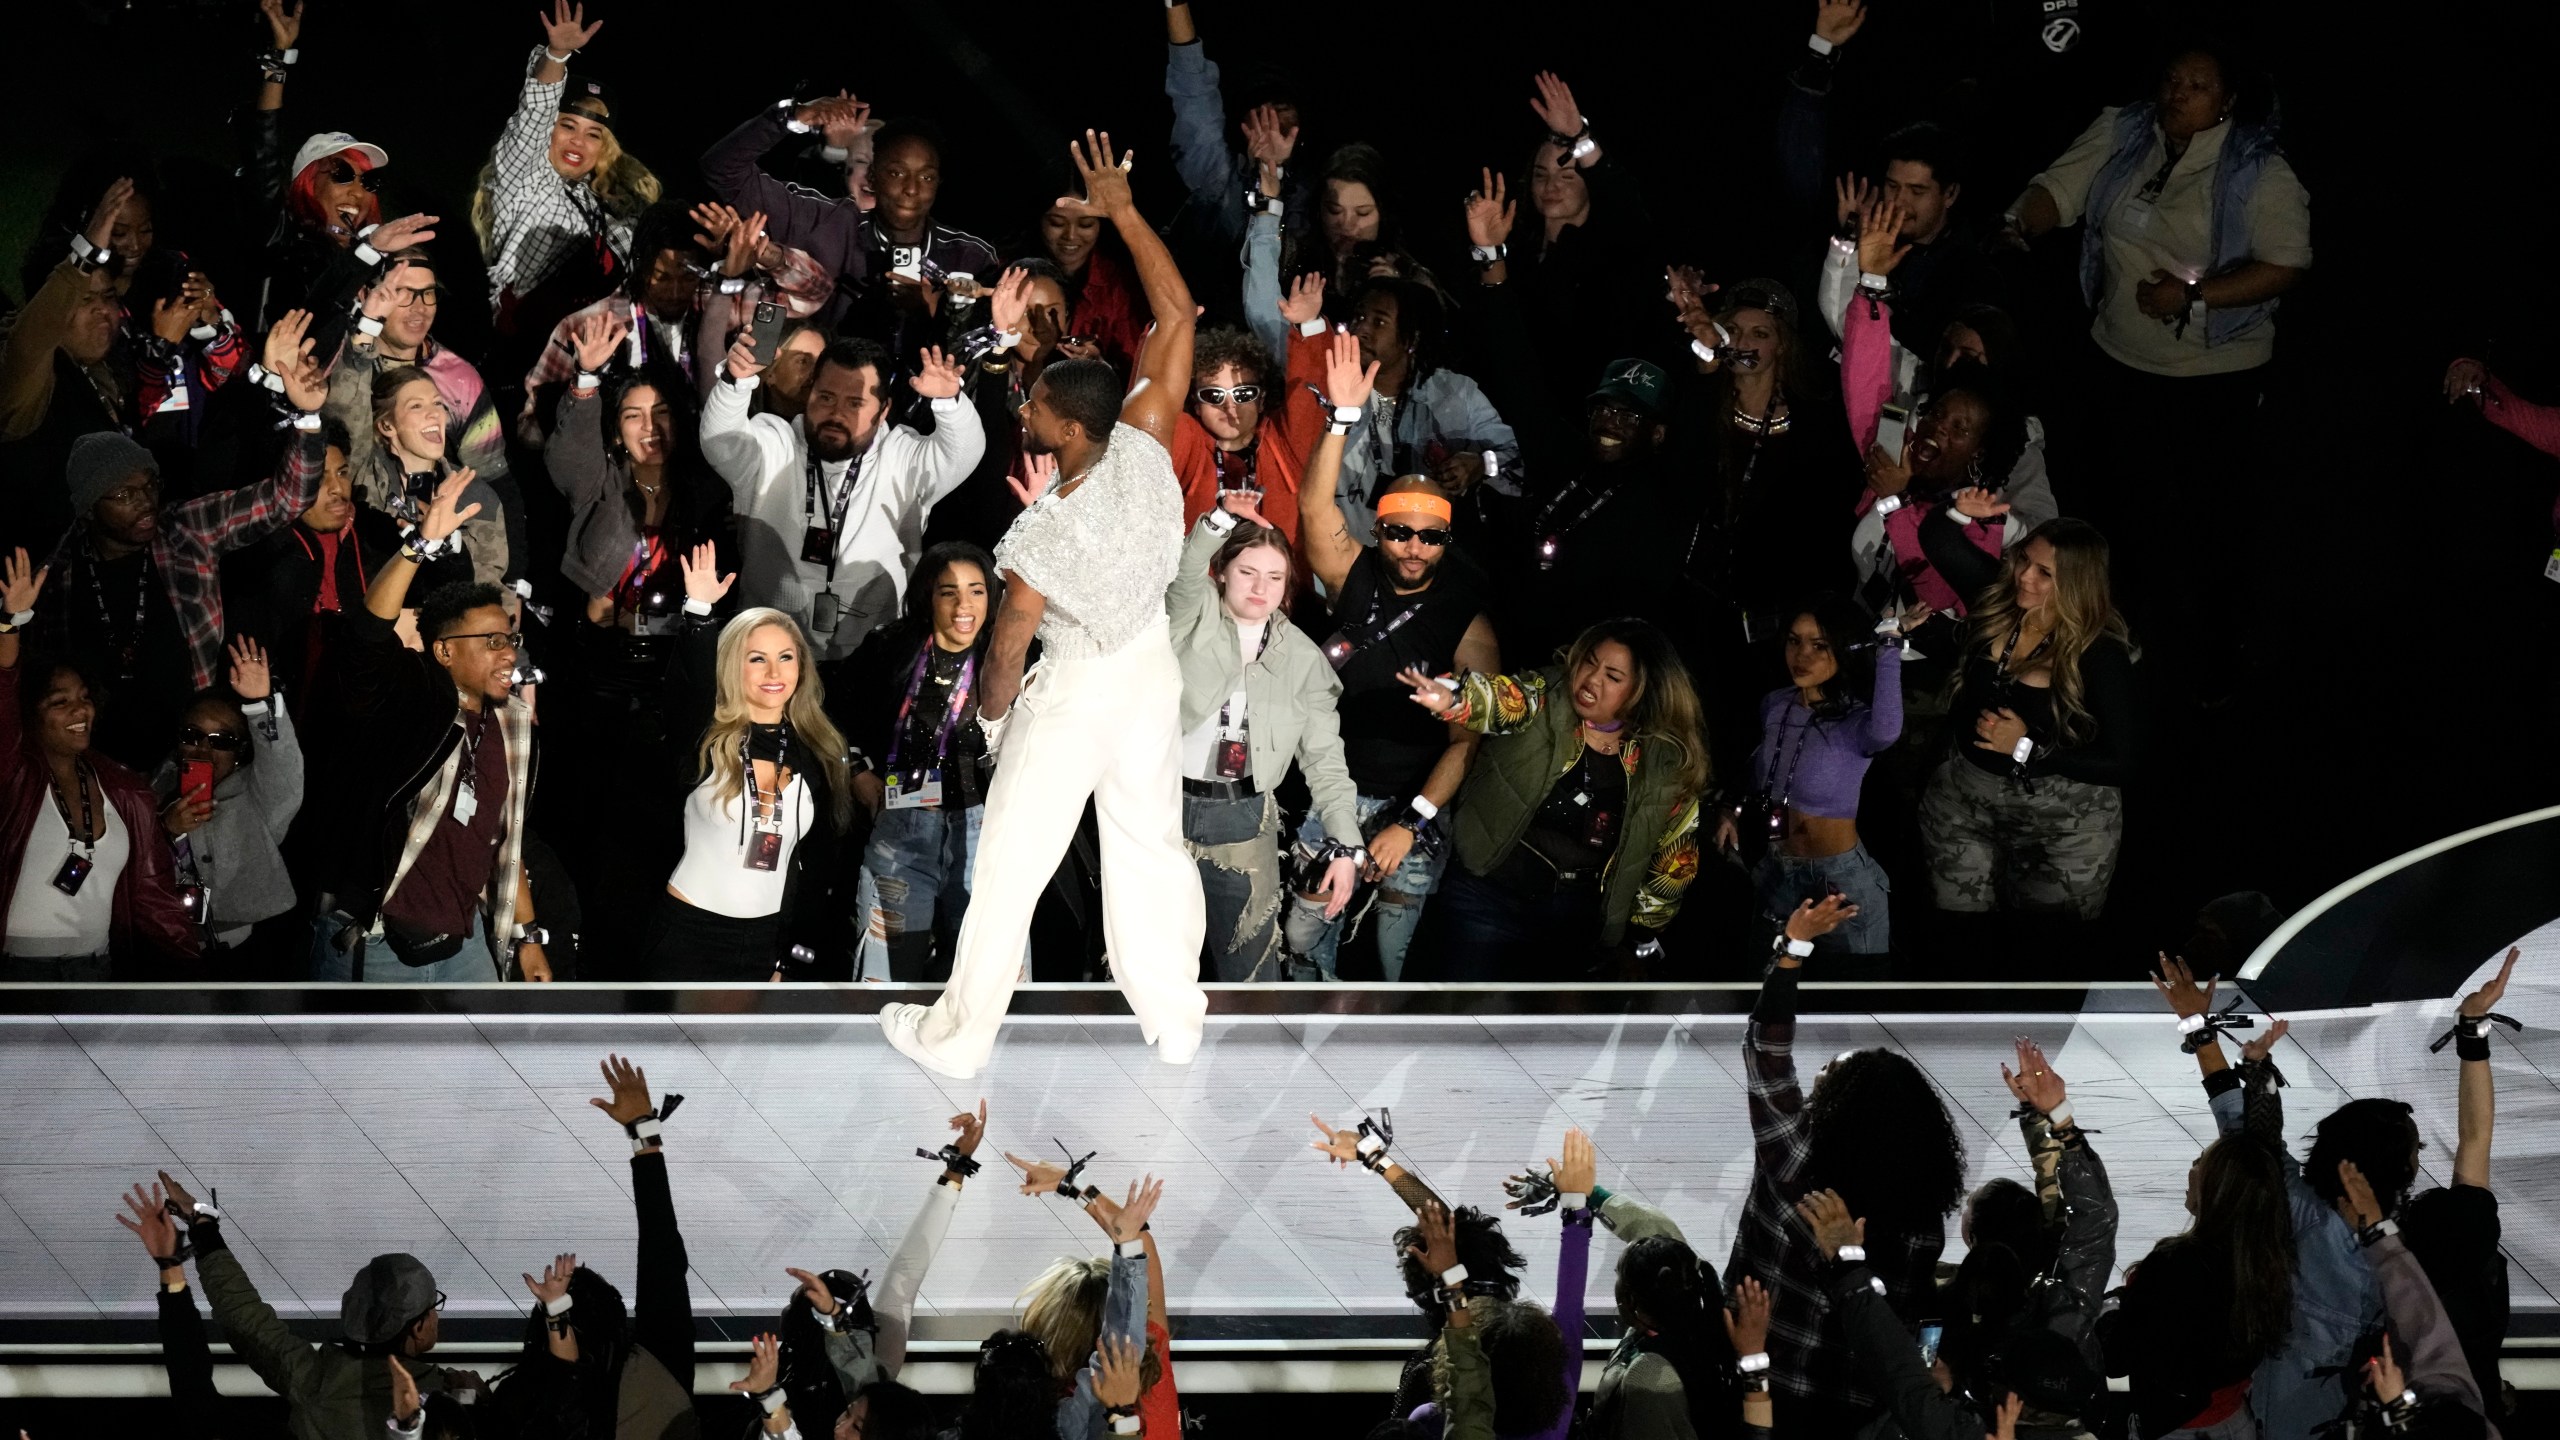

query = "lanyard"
[
  {"left": 1761, "top": 706, "right": 1817, "bottom": 808},
  {"left": 85, "top": 549, "right": 154, "bottom": 679},
  {"left": 1211, "top": 438, "right": 1261, "bottom": 495},
  {"left": 2134, "top": 148, "right": 2180, "bottom": 204},
  {"left": 885, "top": 644, "right": 976, "bottom": 777},
  {"left": 51, "top": 762, "right": 97, "bottom": 855},
  {"left": 1217, "top": 621, "right": 1275, "bottom": 730},
  {"left": 1992, "top": 616, "right": 2052, "bottom": 691},
  {"left": 803, "top": 449, "right": 864, "bottom": 583},
  {"left": 1683, "top": 390, "right": 1785, "bottom": 581},
  {"left": 613, "top": 530, "right": 667, "bottom": 606},
  {"left": 1325, "top": 568, "right": 1430, "bottom": 670},
  {"left": 737, "top": 721, "right": 795, "bottom": 844}
]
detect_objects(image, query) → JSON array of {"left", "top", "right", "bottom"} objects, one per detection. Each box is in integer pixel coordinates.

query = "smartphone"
[
  {"left": 891, "top": 245, "right": 924, "bottom": 281},
  {"left": 747, "top": 300, "right": 785, "bottom": 359},
  {"left": 1918, "top": 1323, "right": 1944, "bottom": 1368},
  {"left": 1876, "top": 402, "right": 1912, "bottom": 457},
  {"left": 180, "top": 759, "right": 215, "bottom": 804}
]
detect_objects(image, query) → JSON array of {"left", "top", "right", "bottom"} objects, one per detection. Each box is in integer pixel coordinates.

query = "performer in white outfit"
[{"left": 880, "top": 130, "right": 1207, "bottom": 1078}]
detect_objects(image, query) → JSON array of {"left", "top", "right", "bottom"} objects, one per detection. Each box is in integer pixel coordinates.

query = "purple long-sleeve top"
[
  {"left": 1409, "top": 1205, "right": 1595, "bottom": 1439},
  {"left": 1750, "top": 643, "right": 1904, "bottom": 820}
]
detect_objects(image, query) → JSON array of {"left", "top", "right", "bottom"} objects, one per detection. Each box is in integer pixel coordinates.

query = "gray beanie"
[
  {"left": 340, "top": 1252, "right": 439, "bottom": 1346},
  {"left": 65, "top": 432, "right": 158, "bottom": 519}
]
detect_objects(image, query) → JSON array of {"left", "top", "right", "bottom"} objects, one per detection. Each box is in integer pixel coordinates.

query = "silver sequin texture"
[{"left": 993, "top": 424, "right": 1185, "bottom": 661}]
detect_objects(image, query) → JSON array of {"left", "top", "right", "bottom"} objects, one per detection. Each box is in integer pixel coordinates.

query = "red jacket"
[
  {"left": 1172, "top": 324, "right": 1330, "bottom": 546},
  {"left": 0, "top": 658, "right": 201, "bottom": 963},
  {"left": 1070, "top": 248, "right": 1155, "bottom": 380}
]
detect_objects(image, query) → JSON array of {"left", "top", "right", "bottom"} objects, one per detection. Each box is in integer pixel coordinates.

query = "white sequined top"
[{"left": 993, "top": 423, "right": 1186, "bottom": 661}]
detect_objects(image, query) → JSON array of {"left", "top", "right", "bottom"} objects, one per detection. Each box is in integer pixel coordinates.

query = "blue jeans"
[
  {"left": 1282, "top": 793, "right": 1446, "bottom": 981},
  {"left": 1754, "top": 841, "right": 1891, "bottom": 956},
  {"left": 309, "top": 908, "right": 499, "bottom": 982},
  {"left": 1183, "top": 790, "right": 1286, "bottom": 981},
  {"left": 855, "top": 803, "right": 985, "bottom": 981},
  {"left": 1439, "top": 863, "right": 1603, "bottom": 980}
]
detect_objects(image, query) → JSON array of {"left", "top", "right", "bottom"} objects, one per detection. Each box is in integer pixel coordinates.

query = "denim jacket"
[{"left": 2207, "top": 1063, "right": 2382, "bottom": 1440}]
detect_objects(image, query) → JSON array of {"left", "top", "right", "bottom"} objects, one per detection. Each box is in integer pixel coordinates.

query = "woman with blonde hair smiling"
[
  {"left": 644, "top": 542, "right": 853, "bottom": 979},
  {"left": 1919, "top": 516, "right": 2138, "bottom": 920},
  {"left": 475, "top": 0, "right": 663, "bottom": 341}
]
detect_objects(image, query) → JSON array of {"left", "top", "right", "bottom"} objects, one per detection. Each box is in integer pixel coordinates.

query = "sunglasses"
[
  {"left": 438, "top": 631, "right": 524, "bottom": 654},
  {"left": 1193, "top": 384, "right": 1263, "bottom": 407},
  {"left": 319, "top": 158, "right": 384, "bottom": 192},
  {"left": 178, "top": 726, "right": 247, "bottom": 752},
  {"left": 1378, "top": 523, "right": 1451, "bottom": 546}
]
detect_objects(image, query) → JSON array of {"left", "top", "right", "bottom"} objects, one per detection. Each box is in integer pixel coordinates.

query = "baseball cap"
[
  {"left": 290, "top": 132, "right": 389, "bottom": 179},
  {"left": 1588, "top": 358, "right": 1670, "bottom": 418}
]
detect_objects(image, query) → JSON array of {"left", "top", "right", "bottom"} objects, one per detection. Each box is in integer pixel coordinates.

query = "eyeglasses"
[
  {"left": 1378, "top": 523, "right": 1451, "bottom": 546},
  {"left": 101, "top": 479, "right": 161, "bottom": 509},
  {"left": 1193, "top": 384, "right": 1263, "bottom": 407},
  {"left": 437, "top": 631, "right": 524, "bottom": 653},
  {"left": 319, "top": 158, "right": 385, "bottom": 192},
  {"left": 178, "top": 726, "right": 247, "bottom": 752},
  {"left": 391, "top": 284, "right": 444, "bottom": 308}
]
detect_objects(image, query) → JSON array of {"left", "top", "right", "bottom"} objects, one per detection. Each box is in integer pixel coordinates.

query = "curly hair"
[
  {"left": 1805, "top": 1048, "right": 1967, "bottom": 1234},
  {"left": 1191, "top": 326, "right": 1277, "bottom": 387},
  {"left": 1395, "top": 1205, "right": 1524, "bottom": 1328}
]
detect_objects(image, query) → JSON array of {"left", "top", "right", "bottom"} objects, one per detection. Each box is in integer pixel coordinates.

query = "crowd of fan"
[
  {"left": 82, "top": 942, "right": 2526, "bottom": 1439},
  {"left": 0, "top": 0, "right": 2343, "bottom": 982}
]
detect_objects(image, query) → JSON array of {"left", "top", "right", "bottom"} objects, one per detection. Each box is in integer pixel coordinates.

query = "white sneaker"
[
  {"left": 879, "top": 1003, "right": 979, "bottom": 1079},
  {"left": 1156, "top": 1027, "right": 1202, "bottom": 1066}
]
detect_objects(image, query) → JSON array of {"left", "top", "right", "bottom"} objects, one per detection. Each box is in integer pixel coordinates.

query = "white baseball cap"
[{"left": 290, "top": 131, "right": 390, "bottom": 179}]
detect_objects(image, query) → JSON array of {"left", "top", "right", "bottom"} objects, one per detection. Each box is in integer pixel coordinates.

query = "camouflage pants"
[{"left": 1918, "top": 758, "right": 2122, "bottom": 919}]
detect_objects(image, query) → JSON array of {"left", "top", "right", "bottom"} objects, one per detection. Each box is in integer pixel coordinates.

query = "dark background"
[{"left": 7, "top": 0, "right": 2560, "bottom": 978}]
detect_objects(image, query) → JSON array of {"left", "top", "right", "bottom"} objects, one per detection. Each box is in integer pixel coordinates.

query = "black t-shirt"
[
  {"left": 1320, "top": 546, "right": 1490, "bottom": 797},
  {"left": 1500, "top": 460, "right": 1686, "bottom": 667},
  {"left": 1513, "top": 744, "right": 1626, "bottom": 877},
  {"left": 69, "top": 548, "right": 191, "bottom": 768},
  {"left": 887, "top": 642, "right": 985, "bottom": 813},
  {"left": 2399, "top": 1184, "right": 2509, "bottom": 1411}
]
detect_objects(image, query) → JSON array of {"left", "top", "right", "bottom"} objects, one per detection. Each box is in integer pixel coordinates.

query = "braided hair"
[{"left": 1600, "top": 1235, "right": 1740, "bottom": 1439}]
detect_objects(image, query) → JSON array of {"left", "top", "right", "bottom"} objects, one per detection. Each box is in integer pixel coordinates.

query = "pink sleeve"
[
  {"left": 1842, "top": 290, "right": 1894, "bottom": 454},
  {"left": 2482, "top": 370, "right": 2560, "bottom": 461}
]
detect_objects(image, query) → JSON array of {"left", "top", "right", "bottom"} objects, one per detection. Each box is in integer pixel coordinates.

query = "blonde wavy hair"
[
  {"left": 692, "top": 608, "right": 852, "bottom": 831},
  {"left": 1965, "top": 518, "right": 2135, "bottom": 748},
  {"left": 1018, "top": 1256, "right": 1163, "bottom": 1391},
  {"left": 1561, "top": 618, "right": 1713, "bottom": 800},
  {"left": 469, "top": 111, "right": 661, "bottom": 263}
]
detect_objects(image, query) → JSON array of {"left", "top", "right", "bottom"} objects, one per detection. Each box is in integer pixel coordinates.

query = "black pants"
[
  {"left": 1437, "top": 861, "right": 1604, "bottom": 981},
  {"left": 638, "top": 892, "right": 782, "bottom": 981}
]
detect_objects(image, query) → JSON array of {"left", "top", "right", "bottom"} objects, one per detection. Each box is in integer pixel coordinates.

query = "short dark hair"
[
  {"left": 1881, "top": 121, "right": 1967, "bottom": 191},
  {"left": 850, "top": 1380, "right": 934, "bottom": 1440},
  {"left": 628, "top": 200, "right": 702, "bottom": 293},
  {"left": 1931, "top": 358, "right": 2029, "bottom": 486},
  {"left": 815, "top": 336, "right": 894, "bottom": 397},
  {"left": 1039, "top": 357, "right": 1124, "bottom": 441},
  {"left": 2305, "top": 1097, "right": 2422, "bottom": 1212},
  {"left": 1192, "top": 326, "right": 1277, "bottom": 388},
  {"left": 320, "top": 414, "right": 354, "bottom": 456},
  {"left": 417, "top": 581, "right": 508, "bottom": 643},
  {"left": 1006, "top": 255, "right": 1069, "bottom": 290},
  {"left": 1351, "top": 276, "right": 1442, "bottom": 374},
  {"left": 1476, "top": 1299, "right": 1569, "bottom": 1433},
  {"left": 872, "top": 118, "right": 946, "bottom": 167}
]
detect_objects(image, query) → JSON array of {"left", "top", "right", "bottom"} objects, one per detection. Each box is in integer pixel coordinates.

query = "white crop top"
[{"left": 665, "top": 768, "right": 812, "bottom": 919}]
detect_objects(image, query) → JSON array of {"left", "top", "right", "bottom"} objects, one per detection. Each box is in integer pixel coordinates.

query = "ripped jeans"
[
  {"left": 1183, "top": 789, "right": 1288, "bottom": 981},
  {"left": 1283, "top": 793, "right": 1445, "bottom": 981},
  {"left": 855, "top": 803, "right": 985, "bottom": 981}
]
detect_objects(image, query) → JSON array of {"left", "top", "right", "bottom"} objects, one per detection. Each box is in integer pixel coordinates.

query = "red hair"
[{"left": 286, "top": 149, "right": 382, "bottom": 240}]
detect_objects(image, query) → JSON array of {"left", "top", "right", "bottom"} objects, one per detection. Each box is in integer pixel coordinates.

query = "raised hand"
[
  {"left": 950, "top": 1098, "right": 989, "bottom": 1161},
  {"left": 678, "top": 540, "right": 735, "bottom": 607},
  {"left": 2335, "top": 1160, "right": 2386, "bottom": 1230},
  {"left": 1057, "top": 129, "right": 1135, "bottom": 221},
  {"left": 1003, "top": 1151, "right": 1069, "bottom": 1196},
  {"left": 1815, "top": 0, "right": 1869, "bottom": 47},
  {"left": 1989, "top": 1392, "right": 2024, "bottom": 1440},
  {"left": 361, "top": 258, "right": 413, "bottom": 321},
  {"left": 541, "top": 0, "right": 602, "bottom": 56},
  {"left": 988, "top": 266, "right": 1033, "bottom": 338},
  {"left": 688, "top": 200, "right": 739, "bottom": 248},
  {"left": 586, "top": 1053, "right": 653, "bottom": 1127},
  {"left": 1322, "top": 329, "right": 1379, "bottom": 410},
  {"left": 1857, "top": 197, "right": 1911, "bottom": 276},
  {"left": 570, "top": 309, "right": 629, "bottom": 375},
  {"left": 261, "top": 0, "right": 303, "bottom": 50},
  {"left": 522, "top": 1252, "right": 578, "bottom": 1305},
  {"left": 2443, "top": 358, "right": 2487, "bottom": 405},
  {"left": 2000, "top": 1037, "right": 2066, "bottom": 1115},
  {"left": 1240, "top": 103, "right": 1298, "bottom": 174},
  {"left": 1465, "top": 168, "right": 1516, "bottom": 249},
  {"left": 2150, "top": 953, "right": 2218, "bottom": 1020},
  {"left": 1527, "top": 71, "right": 1586, "bottom": 141},
  {"left": 784, "top": 1266, "right": 841, "bottom": 1315},
  {"left": 723, "top": 326, "right": 765, "bottom": 381},
  {"left": 156, "top": 1170, "right": 204, "bottom": 1217},
  {"left": 1407, "top": 1198, "right": 1460, "bottom": 1275},
  {"left": 1092, "top": 1331, "right": 1145, "bottom": 1409},
  {"left": 84, "top": 178, "right": 136, "bottom": 252},
  {"left": 1833, "top": 173, "right": 1872, "bottom": 230},
  {"left": 728, "top": 1331, "right": 783, "bottom": 1397},
  {"left": 1216, "top": 490, "right": 1272, "bottom": 528},
  {"left": 1723, "top": 1274, "right": 1771, "bottom": 1355},
  {"left": 1277, "top": 271, "right": 1327, "bottom": 328},
  {"left": 417, "top": 469, "right": 484, "bottom": 544},
  {"left": 1783, "top": 893, "right": 1860, "bottom": 944},
  {"left": 390, "top": 1356, "right": 423, "bottom": 1429},
  {"left": 1553, "top": 1127, "right": 1597, "bottom": 1196},
  {"left": 1395, "top": 664, "right": 1456, "bottom": 715},
  {"left": 3, "top": 547, "right": 49, "bottom": 617},
  {"left": 818, "top": 94, "right": 876, "bottom": 152},
  {"left": 1107, "top": 1176, "right": 1164, "bottom": 1243},
  {"left": 114, "top": 1181, "right": 181, "bottom": 1262},
  {"left": 1950, "top": 486, "right": 2013, "bottom": 521},
  {"left": 2239, "top": 1016, "right": 2289, "bottom": 1065},
  {"left": 1306, "top": 1113, "right": 1364, "bottom": 1168},
  {"left": 721, "top": 211, "right": 768, "bottom": 280},
  {"left": 2461, "top": 947, "right": 2520, "bottom": 1017},
  {"left": 2367, "top": 1334, "right": 2406, "bottom": 1405},
  {"left": 1007, "top": 452, "right": 1059, "bottom": 510},
  {"left": 225, "top": 636, "right": 269, "bottom": 704},
  {"left": 368, "top": 213, "right": 440, "bottom": 254},
  {"left": 274, "top": 310, "right": 333, "bottom": 412},
  {"left": 911, "top": 346, "right": 964, "bottom": 400},
  {"left": 1792, "top": 1188, "right": 1865, "bottom": 1260}
]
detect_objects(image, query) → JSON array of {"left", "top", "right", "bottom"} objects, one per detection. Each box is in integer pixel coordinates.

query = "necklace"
[{"left": 1581, "top": 719, "right": 1625, "bottom": 754}]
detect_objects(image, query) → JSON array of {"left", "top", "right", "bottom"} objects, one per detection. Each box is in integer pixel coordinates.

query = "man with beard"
[
  {"left": 702, "top": 333, "right": 982, "bottom": 662},
  {"left": 1285, "top": 331, "right": 1500, "bottom": 980}
]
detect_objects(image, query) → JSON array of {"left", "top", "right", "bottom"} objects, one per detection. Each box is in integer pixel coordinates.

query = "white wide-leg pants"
[{"left": 904, "top": 617, "right": 1207, "bottom": 1073}]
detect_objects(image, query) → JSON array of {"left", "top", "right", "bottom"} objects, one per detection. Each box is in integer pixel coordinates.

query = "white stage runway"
[{"left": 4, "top": 956, "right": 2554, "bottom": 1352}]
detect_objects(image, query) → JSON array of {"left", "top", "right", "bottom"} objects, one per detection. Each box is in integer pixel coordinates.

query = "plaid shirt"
[
  {"left": 1730, "top": 957, "right": 1945, "bottom": 1406},
  {"left": 42, "top": 429, "right": 323, "bottom": 693},
  {"left": 484, "top": 47, "right": 635, "bottom": 308}
]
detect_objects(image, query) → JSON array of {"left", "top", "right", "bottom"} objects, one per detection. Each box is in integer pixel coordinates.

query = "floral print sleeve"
[
  {"left": 1444, "top": 666, "right": 1557, "bottom": 736},
  {"left": 1630, "top": 791, "right": 1704, "bottom": 931}
]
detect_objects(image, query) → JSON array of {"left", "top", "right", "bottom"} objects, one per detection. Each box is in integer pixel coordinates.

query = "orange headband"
[{"left": 1376, "top": 493, "right": 1454, "bottom": 525}]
